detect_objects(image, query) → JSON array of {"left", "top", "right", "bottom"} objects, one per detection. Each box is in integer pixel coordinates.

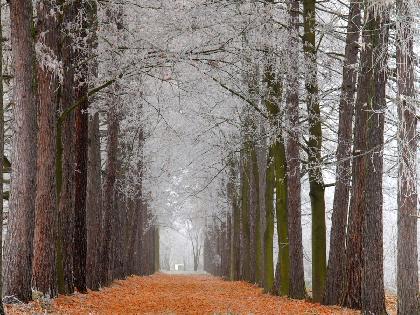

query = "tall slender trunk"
[
  {"left": 274, "top": 140, "right": 289, "bottom": 296},
  {"left": 263, "top": 147, "right": 275, "bottom": 293},
  {"left": 240, "top": 146, "right": 251, "bottom": 281},
  {"left": 361, "top": 6, "right": 389, "bottom": 314},
  {"left": 324, "top": 1, "right": 361, "bottom": 305},
  {"left": 72, "top": 0, "right": 90, "bottom": 292},
  {"left": 229, "top": 161, "right": 240, "bottom": 281},
  {"left": 102, "top": 102, "right": 120, "bottom": 284},
  {"left": 262, "top": 64, "right": 289, "bottom": 295},
  {"left": 302, "top": 0, "right": 326, "bottom": 302},
  {"left": 86, "top": 112, "right": 102, "bottom": 290},
  {"left": 285, "top": 0, "right": 305, "bottom": 300},
  {"left": 32, "top": 0, "right": 60, "bottom": 298},
  {"left": 3, "top": 0, "right": 37, "bottom": 302},
  {"left": 250, "top": 143, "right": 262, "bottom": 284},
  {"left": 396, "top": 1, "right": 419, "bottom": 314},
  {"left": 57, "top": 1, "right": 77, "bottom": 294}
]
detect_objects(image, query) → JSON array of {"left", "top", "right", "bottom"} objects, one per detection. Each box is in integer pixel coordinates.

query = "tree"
[
  {"left": 285, "top": 0, "right": 305, "bottom": 300},
  {"left": 57, "top": 1, "right": 77, "bottom": 295},
  {"left": 102, "top": 98, "right": 120, "bottom": 284},
  {"left": 32, "top": 0, "right": 61, "bottom": 298},
  {"left": 263, "top": 147, "right": 275, "bottom": 292},
  {"left": 229, "top": 160, "right": 241, "bottom": 281},
  {"left": 86, "top": 112, "right": 102, "bottom": 290},
  {"left": 359, "top": 3, "right": 389, "bottom": 314},
  {"left": 3, "top": 0, "right": 38, "bottom": 302},
  {"left": 396, "top": 0, "right": 419, "bottom": 314},
  {"left": 324, "top": 0, "right": 361, "bottom": 306},
  {"left": 302, "top": 0, "right": 326, "bottom": 302}
]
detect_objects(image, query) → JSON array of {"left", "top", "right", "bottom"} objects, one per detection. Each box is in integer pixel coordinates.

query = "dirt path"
[{"left": 7, "top": 273, "right": 360, "bottom": 314}]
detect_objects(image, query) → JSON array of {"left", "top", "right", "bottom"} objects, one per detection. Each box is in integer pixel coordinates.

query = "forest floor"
[{"left": 6, "top": 273, "right": 397, "bottom": 315}]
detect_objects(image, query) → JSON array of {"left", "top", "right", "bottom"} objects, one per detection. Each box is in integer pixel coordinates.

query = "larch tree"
[
  {"left": 396, "top": 0, "right": 419, "bottom": 314},
  {"left": 285, "top": 0, "right": 305, "bottom": 300},
  {"left": 324, "top": 0, "right": 361, "bottom": 306},
  {"left": 32, "top": 0, "right": 61, "bottom": 298},
  {"left": 302, "top": 0, "right": 327, "bottom": 302},
  {"left": 3, "top": 0, "right": 38, "bottom": 302},
  {"left": 57, "top": 1, "right": 77, "bottom": 294},
  {"left": 360, "top": 3, "right": 389, "bottom": 314}
]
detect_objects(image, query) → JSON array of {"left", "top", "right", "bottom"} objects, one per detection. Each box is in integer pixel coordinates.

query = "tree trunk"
[
  {"left": 86, "top": 112, "right": 102, "bottom": 290},
  {"left": 101, "top": 103, "right": 120, "bottom": 285},
  {"left": 303, "top": 0, "right": 326, "bottom": 302},
  {"left": 286, "top": 0, "right": 305, "bottom": 300},
  {"left": 3, "top": 0, "right": 37, "bottom": 302},
  {"left": 250, "top": 144, "right": 262, "bottom": 284},
  {"left": 274, "top": 140, "right": 289, "bottom": 296},
  {"left": 263, "top": 146, "right": 275, "bottom": 293},
  {"left": 396, "top": 1, "right": 419, "bottom": 314},
  {"left": 324, "top": 0, "right": 361, "bottom": 306},
  {"left": 72, "top": 0, "right": 91, "bottom": 292},
  {"left": 240, "top": 147, "right": 251, "bottom": 281},
  {"left": 32, "top": 0, "right": 60, "bottom": 298},
  {"left": 361, "top": 7, "right": 389, "bottom": 313},
  {"left": 57, "top": 1, "right": 78, "bottom": 294},
  {"left": 229, "top": 161, "right": 240, "bottom": 281}
]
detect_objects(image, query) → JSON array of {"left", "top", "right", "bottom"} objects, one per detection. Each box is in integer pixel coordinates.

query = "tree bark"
[
  {"left": 361, "top": 8, "right": 389, "bottom": 313},
  {"left": 263, "top": 146, "right": 275, "bottom": 293},
  {"left": 303, "top": 0, "right": 326, "bottom": 302},
  {"left": 324, "top": 0, "right": 361, "bottom": 306},
  {"left": 274, "top": 140, "right": 289, "bottom": 296},
  {"left": 240, "top": 146, "right": 251, "bottom": 281},
  {"left": 101, "top": 101, "right": 120, "bottom": 285},
  {"left": 229, "top": 160, "right": 241, "bottom": 281},
  {"left": 285, "top": 0, "right": 305, "bottom": 300},
  {"left": 250, "top": 143, "right": 262, "bottom": 284},
  {"left": 57, "top": 1, "right": 78, "bottom": 294},
  {"left": 3, "top": 0, "right": 37, "bottom": 302},
  {"left": 86, "top": 112, "right": 102, "bottom": 290},
  {"left": 396, "top": 1, "right": 419, "bottom": 314},
  {"left": 32, "top": 0, "right": 60, "bottom": 298}
]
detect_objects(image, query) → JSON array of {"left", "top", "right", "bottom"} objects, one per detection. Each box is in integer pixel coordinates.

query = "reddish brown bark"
[
  {"left": 324, "top": 1, "right": 361, "bottom": 306},
  {"left": 285, "top": 0, "right": 305, "bottom": 300},
  {"left": 396, "top": 1, "right": 419, "bottom": 314},
  {"left": 32, "top": 0, "right": 61, "bottom": 298},
  {"left": 86, "top": 112, "right": 102, "bottom": 290},
  {"left": 3, "top": 0, "right": 38, "bottom": 302}
]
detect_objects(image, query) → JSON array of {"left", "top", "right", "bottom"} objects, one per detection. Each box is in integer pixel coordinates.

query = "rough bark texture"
[
  {"left": 263, "top": 147, "right": 275, "bottom": 293},
  {"left": 396, "top": 1, "right": 419, "bottom": 314},
  {"left": 341, "top": 6, "right": 372, "bottom": 310},
  {"left": 361, "top": 8, "right": 389, "bottom": 314},
  {"left": 229, "top": 161, "right": 241, "bottom": 281},
  {"left": 240, "top": 148, "right": 251, "bottom": 281},
  {"left": 274, "top": 140, "right": 289, "bottom": 296},
  {"left": 72, "top": 0, "right": 91, "bottom": 292},
  {"left": 3, "top": 0, "right": 37, "bottom": 302},
  {"left": 101, "top": 104, "right": 120, "bottom": 285},
  {"left": 303, "top": 0, "right": 326, "bottom": 302},
  {"left": 86, "top": 113, "right": 102, "bottom": 290},
  {"left": 32, "top": 0, "right": 60, "bottom": 298},
  {"left": 250, "top": 144, "right": 262, "bottom": 284},
  {"left": 57, "top": 1, "right": 77, "bottom": 294},
  {"left": 324, "top": 1, "right": 360, "bottom": 306},
  {"left": 285, "top": 0, "right": 305, "bottom": 300}
]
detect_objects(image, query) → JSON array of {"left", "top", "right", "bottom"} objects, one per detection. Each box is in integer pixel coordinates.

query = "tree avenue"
[{"left": 0, "top": 1, "right": 418, "bottom": 315}]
